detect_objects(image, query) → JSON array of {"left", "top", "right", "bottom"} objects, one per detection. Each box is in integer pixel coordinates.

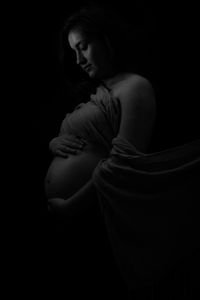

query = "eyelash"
[{"left": 80, "top": 45, "right": 88, "bottom": 51}]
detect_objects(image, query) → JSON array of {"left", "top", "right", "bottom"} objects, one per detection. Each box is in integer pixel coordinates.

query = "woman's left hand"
[{"left": 48, "top": 198, "right": 66, "bottom": 216}]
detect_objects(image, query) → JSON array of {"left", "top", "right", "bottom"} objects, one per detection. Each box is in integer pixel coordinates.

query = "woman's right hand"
[{"left": 49, "top": 134, "right": 86, "bottom": 157}]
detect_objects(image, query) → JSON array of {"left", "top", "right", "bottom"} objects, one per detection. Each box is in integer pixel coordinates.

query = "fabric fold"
[
  {"left": 59, "top": 85, "right": 121, "bottom": 153},
  {"left": 92, "top": 136, "right": 200, "bottom": 290}
]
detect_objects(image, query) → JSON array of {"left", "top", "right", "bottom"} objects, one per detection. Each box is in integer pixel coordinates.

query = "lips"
[{"left": 84, "top": 64, "right": 92, "bottom": 71}]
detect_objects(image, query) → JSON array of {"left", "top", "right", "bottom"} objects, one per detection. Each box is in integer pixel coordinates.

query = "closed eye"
[{"left": 79, "top": 43, "right": 88, "bottom": 51}]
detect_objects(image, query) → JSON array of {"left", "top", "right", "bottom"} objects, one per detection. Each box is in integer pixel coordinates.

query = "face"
[{"left": 68, "top": 28, "right": 114, "bottom": 79}]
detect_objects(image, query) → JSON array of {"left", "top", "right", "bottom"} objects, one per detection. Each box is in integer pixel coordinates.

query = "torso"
[
  {"left": 44, "top": 75, "right": 123, "bottom": 199},
  {"left": 45, "top": 72, "right": 154, "bottom": 199}
]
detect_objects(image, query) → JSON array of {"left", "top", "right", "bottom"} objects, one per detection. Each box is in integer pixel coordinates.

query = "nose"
[{"left": 76, "top": 51, "right": 87, "bottom": 66}]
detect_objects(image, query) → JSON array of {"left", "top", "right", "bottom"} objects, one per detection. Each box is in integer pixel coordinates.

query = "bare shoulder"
[
  {"left": 115, "top": 73, "right": 156, "bottom": 152},
  {"left": 113, "top": 73, "right": 156, "bottom": 111}
]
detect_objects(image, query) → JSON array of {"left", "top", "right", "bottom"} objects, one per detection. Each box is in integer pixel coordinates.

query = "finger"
[
  {"left": 63, "top": 134, "right": 86, "bottom": 145},
  {"left": 59, "top": 145, "right": 81, "bottom": 154},
  {"left": 61, "top": 140, "right": 84, "bottom": 149},
  {"left": 79, "top": 138, "right": 87, "bottom": 144},
  {"left": 72, "top": 135, "right": 87, "bottom": 143},
  {"left": 76, "top": 136, "right": 87, "bottom": 145},
  {"left": 55, "top": 149, "right": 69, "bottom": 157},
  {"left": 63, "top": 134, "right": 83, "bottom": 143},
  {"left": 62, "top": 135, "right": 85, "bottom": 145},
  {"left": 58, "top": 148, "right": 80, "bottom": 156}
]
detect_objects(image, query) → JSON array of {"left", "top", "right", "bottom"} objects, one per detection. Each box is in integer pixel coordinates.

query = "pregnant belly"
[{"left": 45, "top": 150, "right": 105, "bottom": 199}]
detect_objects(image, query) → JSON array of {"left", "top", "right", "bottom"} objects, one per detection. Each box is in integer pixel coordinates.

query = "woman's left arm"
[{"left": 48, "top": 179, "right": 96, "bottom": 221}]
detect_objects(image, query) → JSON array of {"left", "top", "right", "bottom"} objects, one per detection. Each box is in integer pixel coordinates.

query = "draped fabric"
[
  {"left": 59, "top": 85, "right": 121, "bottom": 153},
  {"left": 92, "top": 136, "right": 200, "bottom": 290},
  {"left": 57, "top": 81, "right": 200, "bottom": 291}
]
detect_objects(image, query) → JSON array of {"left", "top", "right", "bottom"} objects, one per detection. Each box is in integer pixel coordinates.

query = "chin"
[
  {"left": 88, "top": 69, "right": 96, "bottom": 78},
  {"left": 88, "top": 66, "right": 101, "bottom": 79}
]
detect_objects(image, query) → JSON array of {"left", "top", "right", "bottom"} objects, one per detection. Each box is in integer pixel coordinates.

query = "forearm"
[{"left": 56, "top": 179, "right": 97, "bottom": 220}]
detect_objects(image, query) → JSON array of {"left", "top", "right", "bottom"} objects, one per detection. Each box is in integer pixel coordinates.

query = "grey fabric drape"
[{"left": 93, "top": 136, "right": 200, "bottom": 290}]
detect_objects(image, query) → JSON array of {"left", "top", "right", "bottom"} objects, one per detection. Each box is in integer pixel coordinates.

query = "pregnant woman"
[
  {"left": 46, "top": 4, "right": 156, "bottom": 208},
  {"left": 45, "top": 6, "right": 156, "bottom": 298},
  {"left": 46, "top": 4, "right": 200, "bottom": 299}
]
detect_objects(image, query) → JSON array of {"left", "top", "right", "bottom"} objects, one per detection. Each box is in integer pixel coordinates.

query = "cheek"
[{"left": 90, "top": 46, "right": 108, "bottom": 66}]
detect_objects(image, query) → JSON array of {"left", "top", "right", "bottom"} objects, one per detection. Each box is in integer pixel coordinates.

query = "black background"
[{"left": 9, "top": 0, "right": 199, "bottom": 298}]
